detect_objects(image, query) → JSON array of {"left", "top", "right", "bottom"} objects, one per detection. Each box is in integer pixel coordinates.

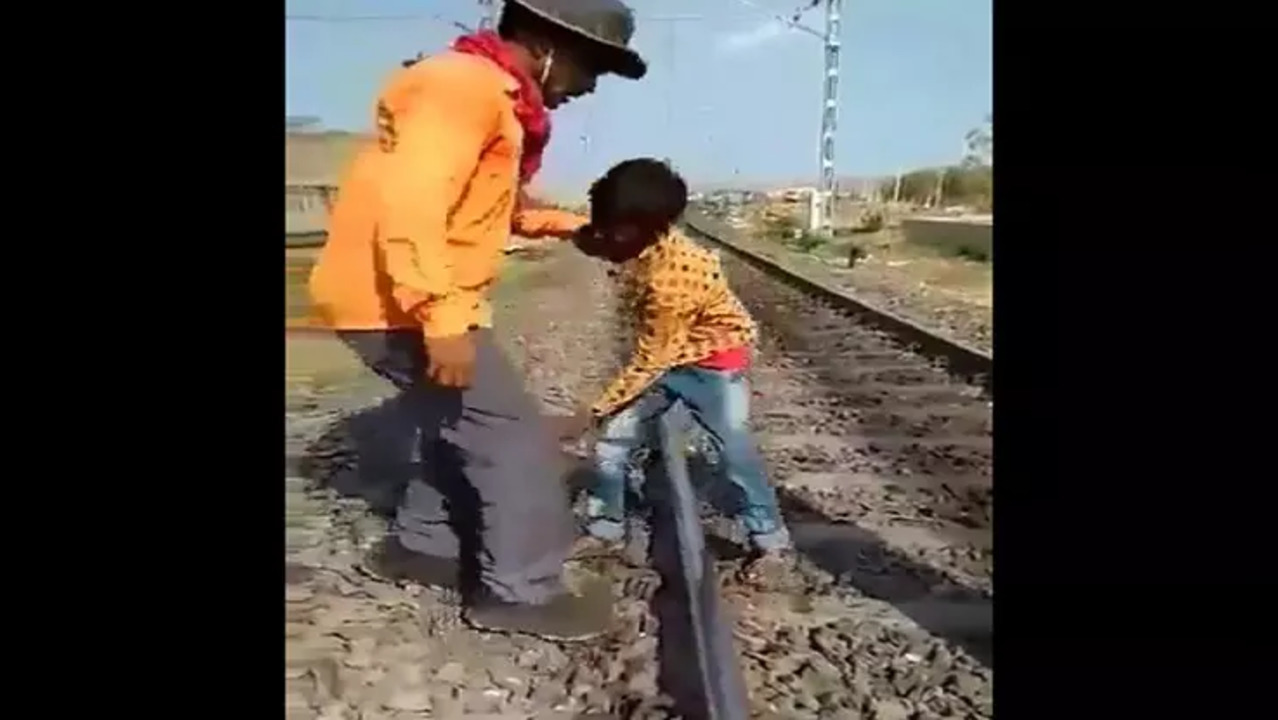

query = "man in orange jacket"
[{"left": 309, "top": 0, "right": 646, "bottom": 641}]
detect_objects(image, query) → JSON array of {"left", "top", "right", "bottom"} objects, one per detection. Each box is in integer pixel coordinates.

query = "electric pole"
[
  {"left": 478, "top": 0, "right": 497, "bottom": 30},
  {"left": 810, "top": 0, "right": 842, "bottom": 236}
]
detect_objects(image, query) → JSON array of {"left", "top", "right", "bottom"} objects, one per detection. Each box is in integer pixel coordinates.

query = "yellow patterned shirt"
[{"left": 591, "top": 229, "right": 757, "bottom": 417}]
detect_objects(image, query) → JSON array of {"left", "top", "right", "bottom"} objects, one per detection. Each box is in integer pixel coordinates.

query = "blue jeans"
[{"left": 586, "top": 366, "right": 792, "bottom": 552}]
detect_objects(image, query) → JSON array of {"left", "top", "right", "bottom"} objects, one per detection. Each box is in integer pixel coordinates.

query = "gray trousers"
[{"left": 337, "top": 328, "right": 574, "bottom": 605}]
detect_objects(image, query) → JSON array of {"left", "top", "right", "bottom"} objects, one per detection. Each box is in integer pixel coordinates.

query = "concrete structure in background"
[
  {"left": 286, "top": 131, "right": 370, "bottom": 242},
  {"left": 286, "top": 116, "right": 322, "bottom": 131},
  {"left": 286, "top": 184, "right": 333, "bottom": 242},
  {"left": 767, "top": 186, "right": 815, "bottom": 203},
  {"left": 286, "top": 131, "right": 371, "bottom": 186},
  {"left": 284, "top": 128, "right": 575, "bottom": 244},
  {"left": 901, "top": 216, "right": 992, "bottom": 261}
]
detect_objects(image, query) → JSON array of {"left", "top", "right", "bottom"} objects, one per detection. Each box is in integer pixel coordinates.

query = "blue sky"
[{"left": 286, "top": 0, "right": 991, "bottom": 194}]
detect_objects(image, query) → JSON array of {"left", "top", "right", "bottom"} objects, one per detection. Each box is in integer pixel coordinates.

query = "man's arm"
[
  {"left": 377, "top": 72, "right": 496, "bottom": 338},
  {"left": 590, "top": 278, "right": 695, "bottom": 417},
  {"left": 511, "top": 192, "right": 588, "bottom": 239},
  {"left": 512, "top": 207, "right": 589, "bottom": 239}
]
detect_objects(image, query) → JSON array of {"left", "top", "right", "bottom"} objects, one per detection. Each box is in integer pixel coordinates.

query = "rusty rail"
[
  {"left": 682, "top": 209, "right": 992, "bottom": 389},
  {"left": 647, "top": 413, "right": 749, "bottom": 720}
]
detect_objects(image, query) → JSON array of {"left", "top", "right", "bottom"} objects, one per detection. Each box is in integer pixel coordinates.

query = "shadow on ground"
[
  {"left": 294, "top": 392, "right": 417, "bottom": 519},
  {"left": 675, "top": 453, "right": 992, "bottom": 667},
  {"left": 292, "top": 401, "right": 991, "bottom": 668},
  {"left": 775, "top": 490, "right": 992, "bottom": 666}
]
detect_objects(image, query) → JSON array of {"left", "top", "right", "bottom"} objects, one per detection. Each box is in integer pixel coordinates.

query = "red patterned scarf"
[{"left": 452, "top": 30, "right": 551, "bottom": 185}]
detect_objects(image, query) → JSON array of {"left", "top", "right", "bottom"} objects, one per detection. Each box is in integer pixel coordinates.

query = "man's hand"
[
  {"left": 504, "top": 240, "right": 553, "bottom": 260},
  {"left": 423, "top": 332, "right": 476, "bottom": 388}
]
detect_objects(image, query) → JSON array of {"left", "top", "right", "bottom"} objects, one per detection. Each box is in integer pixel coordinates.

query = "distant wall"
[
  {"left": 286, "top": 131, "right": 366, "bottom": 240},
  {"left": 283, "top": 132, "right": 585, "bottom": 243},
  {"left": 901, "top": 217, "right": 993, "bottom": 261},
  {"left": 285, "top": 131, "right": 371, "bottom": 185},
  {"left": 286, "top": 186, "right": 332, "bottom": 240}
]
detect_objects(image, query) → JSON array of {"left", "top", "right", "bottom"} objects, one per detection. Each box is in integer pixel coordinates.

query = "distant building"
[
  {"left": 767, "top": 186, "right": 815, "bottom": 203},
  {"left": 286, "top": 116, "right": 321, "bottom": 132},
  {"left": 703, "top": 189, "right": 759, "bottom": 207}
]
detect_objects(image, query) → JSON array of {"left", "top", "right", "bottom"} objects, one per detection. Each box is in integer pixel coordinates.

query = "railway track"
[
  {"left": 683, "top": 209, "right": 992, "bottom": 385},
  {"left": 655, "top": 210, "right": 993, "bottom": 720},
  {"left": 284, "top": 222, "right": 993, "bottom": 719}
]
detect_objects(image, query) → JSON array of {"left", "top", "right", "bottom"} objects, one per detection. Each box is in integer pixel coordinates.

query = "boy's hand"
[{"left": 424, "top": 332, "right": 476, "bottom": 388}]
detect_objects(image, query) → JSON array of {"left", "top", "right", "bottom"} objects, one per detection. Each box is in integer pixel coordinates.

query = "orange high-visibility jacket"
[{"left": 309, "top": 51, "right": 587, "bottom": 337}]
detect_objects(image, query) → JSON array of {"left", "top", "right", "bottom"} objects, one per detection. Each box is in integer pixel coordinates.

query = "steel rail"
[
  {"left": 682, "top": 209, "right": 992, "bottom": 390},
  {"left": 646, "top": 413, "right": 750, "bottom": 720},
  {"left": 285, "top": 230, "right": 327, "bottom": 248}
]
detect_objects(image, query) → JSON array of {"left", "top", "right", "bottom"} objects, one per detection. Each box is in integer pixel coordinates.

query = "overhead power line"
[{"left": 725, "top": 0, "right": 824, "bottom": 38}]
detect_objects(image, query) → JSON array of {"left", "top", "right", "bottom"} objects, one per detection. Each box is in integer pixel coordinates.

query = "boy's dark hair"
[{"left": 588, "top": 158, "right": 689, "bottom": 230}]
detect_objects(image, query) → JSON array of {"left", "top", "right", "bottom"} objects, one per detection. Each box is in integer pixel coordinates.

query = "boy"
[{"left": 564, "top": 158, "right": 796, "bottom": 587}]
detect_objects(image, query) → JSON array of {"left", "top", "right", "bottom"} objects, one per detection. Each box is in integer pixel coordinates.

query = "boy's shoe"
[
  {"left": 464, "top": 576, "right": 613, "bottom": 641},
  {"left": 358, "top": 537, "right": 461, "bottom": 591},
  {"left": 736, "top": 548, "right": 803, "bottom": 593}
]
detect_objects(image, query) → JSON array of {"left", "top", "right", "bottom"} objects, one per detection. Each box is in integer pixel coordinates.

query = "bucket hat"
[{"left": 507, "top": 0, "right": 647, "bottom": 80}]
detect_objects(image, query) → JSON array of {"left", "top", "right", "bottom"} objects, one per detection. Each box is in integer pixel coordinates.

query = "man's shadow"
[
  {"left": 294, "top": 394, "right": 531, "bottom": 595},
  {"left": 297, "top": 392, "right": 420, "bottom": 519}
]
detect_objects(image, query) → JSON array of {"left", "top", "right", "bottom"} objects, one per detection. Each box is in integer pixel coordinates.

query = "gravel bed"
[
  {"left": 284, "top": 245, "right": 993, "bottom": 720},
  {"left": 806, "top": 258, "right": 992, "bottom": 356}
]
